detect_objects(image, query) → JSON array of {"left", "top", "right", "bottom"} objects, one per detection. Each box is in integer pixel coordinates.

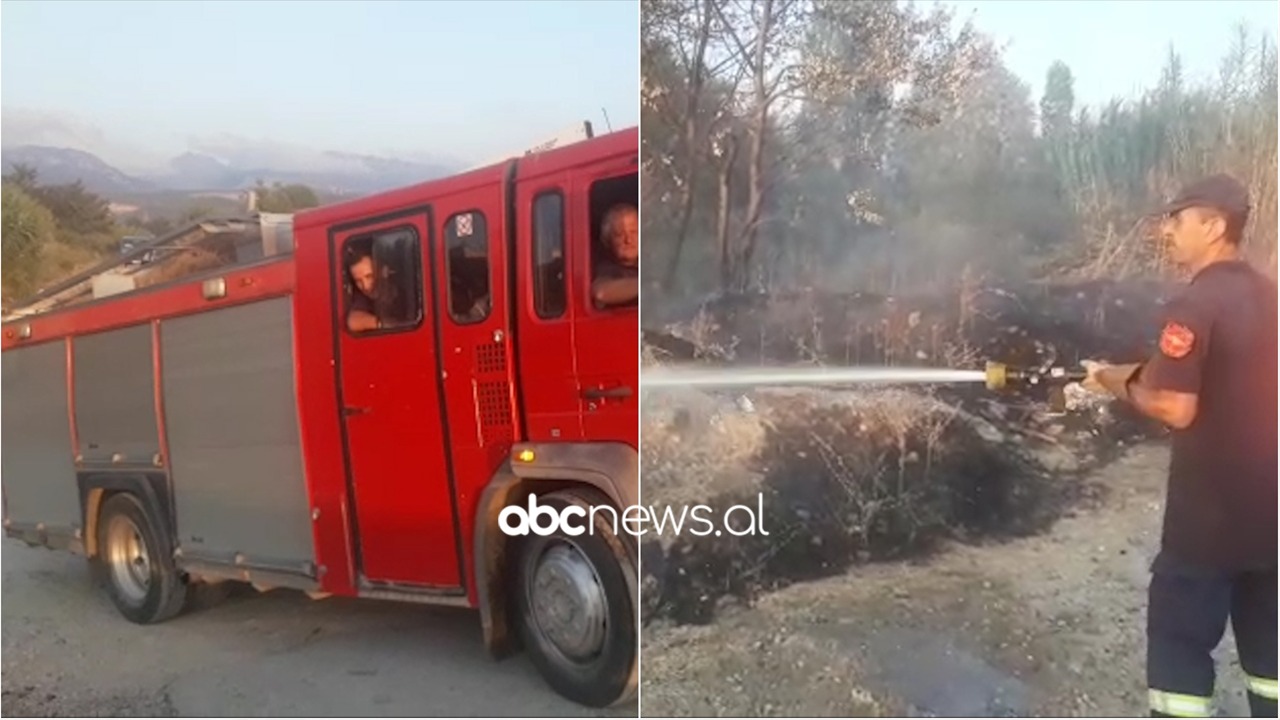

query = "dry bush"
[
  {"left": 668, "top": 278, "right": 1172, "bottom": 376},
  {"left": 135, "top": 247, "right": 227, "bottom": 288},
  {"left": 641, "top": 342, "right": 665, "bottom": 368},
  {"left": 39, "top": 241, "right": 100, "bottom": 283},
  {"left": 757, "top": 390, "right": 1055, "bottom": 562},
  {"left": 657, "top": 307, "right": 740, "bottom": 361},
  {"left": 642, "top": 387, "right": 1065, "bottom": 625},
  {"left": 641, "top": 387, "right": 767, "bottom": 509}
]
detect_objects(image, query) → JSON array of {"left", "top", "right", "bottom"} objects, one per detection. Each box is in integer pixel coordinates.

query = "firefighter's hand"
[
  {"left": 1080, "top": 359, "right": 1109, "bottom": 395},
  {"left": 1082, "top": 360, "right": 1143, "bottom": 400}
]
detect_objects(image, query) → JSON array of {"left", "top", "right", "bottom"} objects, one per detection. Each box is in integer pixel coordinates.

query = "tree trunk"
[
  {"left": 661, "top": 0, "right": 716, "bottom": 291},
  {"left": 735, "top": 0, "right": 773, "bottom": 292},
  {"left": 717, "top": 135, "right": 739, "bottom": 292}
]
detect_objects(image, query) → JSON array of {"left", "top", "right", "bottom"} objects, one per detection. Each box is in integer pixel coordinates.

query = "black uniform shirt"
[{"left": 1140, "top": 259, "right": 1278, "bottom": 572}]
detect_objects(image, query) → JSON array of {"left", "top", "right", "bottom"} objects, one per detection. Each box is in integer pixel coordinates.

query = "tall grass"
[{"left": 1048, "top": 32, "right": 1277, "bottom": 278}]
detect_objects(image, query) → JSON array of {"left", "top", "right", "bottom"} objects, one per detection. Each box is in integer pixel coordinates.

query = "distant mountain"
[
  {"left": 164, "top": 152, "right": 240, "bottom": 190},
  {"left": 2, "top": 145, "right": 458, "bottom": 199},
  {"left": 151, "top": 150, "right": 455, "bottom": 195},
  {"left": 1, "top": 145, "right": 156, "bottom": 194}
]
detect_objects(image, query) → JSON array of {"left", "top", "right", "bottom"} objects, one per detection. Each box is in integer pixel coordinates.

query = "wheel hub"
[
  {"left": 105, "top": 514, "right": 151, "bottom": 604},
  {"left": 530, "top": 542, "right": 607, "bottom": 662}
]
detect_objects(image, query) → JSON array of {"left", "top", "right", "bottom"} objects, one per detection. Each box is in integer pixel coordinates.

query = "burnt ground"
[
  {"left": 640, "top": 281, "right": 1172, "bottom": 627},
  {"left": 640, "top": 443, "right": 1250, "bottom": 717},
  {"left": 637, "top": 281, "right": 1251, "bottom": 717}
]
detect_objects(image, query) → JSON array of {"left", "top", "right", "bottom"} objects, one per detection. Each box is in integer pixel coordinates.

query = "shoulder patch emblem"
[{"left": 1160, "top": 322, "right": 1195, "bottom": 359}]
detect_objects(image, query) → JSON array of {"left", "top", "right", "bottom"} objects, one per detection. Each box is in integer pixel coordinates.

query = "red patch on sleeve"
[{"left": 1159, "top": 322, "right": 1195, "bottom": 359}]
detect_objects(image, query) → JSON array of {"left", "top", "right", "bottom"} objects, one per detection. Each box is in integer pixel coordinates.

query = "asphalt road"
[{"left": 1, "top": 540, "right": 636, "bottom": 717}]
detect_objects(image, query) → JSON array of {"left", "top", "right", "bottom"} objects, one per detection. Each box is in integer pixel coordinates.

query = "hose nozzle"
[
  {"left": 985, "top": 361, "right": 1008, "bottom": 390},
  {"left": 985, "top": 361, "right": 1085, "bottom": 391}
]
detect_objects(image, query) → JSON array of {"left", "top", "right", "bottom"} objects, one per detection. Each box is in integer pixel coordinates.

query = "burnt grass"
[{"left": 641, "top": 279, "right": 1176, "bottom": 626}]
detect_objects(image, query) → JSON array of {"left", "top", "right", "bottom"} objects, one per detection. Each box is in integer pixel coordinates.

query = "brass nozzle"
[{"left": 985, "top": 361, "right": 1008, "bottom": 391}]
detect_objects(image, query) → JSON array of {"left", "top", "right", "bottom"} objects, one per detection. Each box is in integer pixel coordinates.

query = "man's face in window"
[
  {"left": 609, "top": 209, "right": 639, "bottom": 266},
  {"left": 350, "top": 256, "right": 376, "bottom": 297}
]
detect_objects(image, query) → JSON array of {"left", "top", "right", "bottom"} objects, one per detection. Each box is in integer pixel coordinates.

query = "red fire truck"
[{"left": 1, "top": 126, "right": 639, "bottom": 707}]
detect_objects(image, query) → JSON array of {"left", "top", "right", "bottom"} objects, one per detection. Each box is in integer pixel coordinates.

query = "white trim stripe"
[
  {"left": 1148, "top": 689, "right": 1211, "bottom": 717},
  {"left": 1246, "top": 675, "right": 1278, "bottom": 700}
]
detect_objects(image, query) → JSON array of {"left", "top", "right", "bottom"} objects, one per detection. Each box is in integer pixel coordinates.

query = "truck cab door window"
[
  {"left": 343, "top": 228, "right": 422, "bottom": 334},
  {"left": 588, "top": 175, "right": 639, "bottom": 310},
  {"left": 445, "top": 211, "right": 491, "bottom": 324},
  {"left": 533, "top": 191, "right": 566, "bottom": 319}
]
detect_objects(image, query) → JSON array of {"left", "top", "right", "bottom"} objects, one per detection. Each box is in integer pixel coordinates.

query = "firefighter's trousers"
[{"left": 1147, "top": 557, "right": 1277, "bottom": 718}]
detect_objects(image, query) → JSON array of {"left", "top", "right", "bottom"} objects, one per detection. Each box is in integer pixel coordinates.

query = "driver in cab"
[
  {"left": 592, "top": 203, "right": 639, "bottom": 308},
  {"left": 346, "top": 250, "right": 385, "bottom": 332}
]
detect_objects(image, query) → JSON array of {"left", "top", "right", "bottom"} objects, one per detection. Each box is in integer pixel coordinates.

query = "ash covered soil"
[
  {"left": 638, "top": 282, "right": 1250, "bottom": 717},
  {"left": 640, "top": 441, "right": 1248, "bottom": 717}
]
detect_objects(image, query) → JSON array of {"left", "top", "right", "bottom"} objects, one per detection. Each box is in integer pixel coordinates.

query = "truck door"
[
  {"left": 332, "top": 214, "right": 462, "bottom": 589},
  {"left": 514, "top": 181, "right": 583, "bottom": 442},
  {"left": 431, "top": 187, "right": 518, "bottom": 515},
  {"left": 573, "top": 168, "right": 639, "bottom": 444}
]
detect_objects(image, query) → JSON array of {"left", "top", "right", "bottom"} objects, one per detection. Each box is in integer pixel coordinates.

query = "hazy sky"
[
  {"left": 1, "top": 0, "right": 640, "bottom": 172},
  {"left": 1, "top": 0, "right": 1274, "bottom": 175},
  {"left": 940, "top": 0, "right": 1277, "bottom": 107}
]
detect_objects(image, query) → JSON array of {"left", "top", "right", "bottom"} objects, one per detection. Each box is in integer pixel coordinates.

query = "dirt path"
[
  {"left": 1, "top": 540, "right": 634, "bottom": 718},
  {"left": 640, "top": 443, "right": 1251, "bottom": 717}
]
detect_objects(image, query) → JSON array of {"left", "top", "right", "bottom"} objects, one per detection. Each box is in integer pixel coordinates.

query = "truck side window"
[
  {"left": 588, "top": 174, "right": 639, "bottom": 310},
  {"left": 343, "top": 227, "right": 422, "bottom": 334},
  {"left": 532, "top": 192, "right": 566, "bottom": 319},
  {"left": 445, "top": 211, "right": 491, "bottom": 325}
]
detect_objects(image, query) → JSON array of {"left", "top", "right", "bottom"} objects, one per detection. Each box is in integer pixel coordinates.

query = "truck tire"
[
  {"left": 95, "top": 493, "right": 189, "bottom": 624},
  {"left": 515, "top": 487, "right": 638, "bottom": 708}
]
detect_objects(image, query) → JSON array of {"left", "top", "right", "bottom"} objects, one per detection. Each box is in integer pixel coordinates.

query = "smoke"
[
  {"left": 184, "top": 133, "right": 365, "bottom": 174},
  {"left": 0, "top": 107, "right": 168, "bottom": 173}
]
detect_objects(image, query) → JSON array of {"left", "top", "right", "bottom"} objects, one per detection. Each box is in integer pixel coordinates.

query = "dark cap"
[{"left": 1150, "top": 173, "right": 1251, "bottom": 219}]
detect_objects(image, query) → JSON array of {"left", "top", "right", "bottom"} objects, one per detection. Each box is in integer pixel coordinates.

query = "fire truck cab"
[{"left": 1, "top": 127, "right": 639, "bottom": 707}]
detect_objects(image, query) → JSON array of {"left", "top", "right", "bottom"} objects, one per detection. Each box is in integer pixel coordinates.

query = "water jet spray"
[
  {"left": 641, "top": 361, "right": 1086, "bottom": 394},
  {"left": 641, "top": 365, "right": 988, "bottom": 389}
]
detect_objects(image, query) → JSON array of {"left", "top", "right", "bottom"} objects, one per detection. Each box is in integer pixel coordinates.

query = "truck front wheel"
[
  {"left": 515, "top": 487, "right": 637, "bottom": 708},
  {"left": 96, "top": 493, "right": 189, "bottom": 624}
]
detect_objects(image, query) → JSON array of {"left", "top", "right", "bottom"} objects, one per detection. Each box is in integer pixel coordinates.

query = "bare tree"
[
  {"left": 643, "top": 0, "right": 747, "bottom": 291},
  {"left": 713, "top": 0, "right": 810, "bottom": 291}
]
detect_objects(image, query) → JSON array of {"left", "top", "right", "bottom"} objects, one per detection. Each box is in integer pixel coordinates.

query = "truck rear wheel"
[
  {"left": 515, "top": 487, "right": 637, "bottom": 708},
  {"left": 96, "top": 493, "right": 189, "bottom": 624}
]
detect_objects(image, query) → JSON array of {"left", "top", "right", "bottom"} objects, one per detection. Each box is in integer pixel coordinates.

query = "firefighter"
[
  {"left": 346, "top": 250, "right": 383, "bottom": 332},
  {"left": 593, "top": 203, "right": 639, "bottom": 307},
  {"left": 1082, "top": 174, "right": 1278, "bottom": 718}
]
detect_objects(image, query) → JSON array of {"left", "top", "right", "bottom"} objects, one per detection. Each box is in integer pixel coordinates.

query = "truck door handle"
[
  {"left": 343, "top": 406, "right": 371, "bottom": 417},
  {"left": 582, "top": 386, "right": 632, "bottom": 399}
]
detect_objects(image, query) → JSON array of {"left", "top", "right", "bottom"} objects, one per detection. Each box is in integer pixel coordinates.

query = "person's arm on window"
[
  {"left": 592, "top": 276, "right": 638, "bottom": 307},
  {"left": 347, "top": 291, "right": 381, "bottom": 332},
  {"left": 347, "top": 309, "right": 380, "bottom": 332}
]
